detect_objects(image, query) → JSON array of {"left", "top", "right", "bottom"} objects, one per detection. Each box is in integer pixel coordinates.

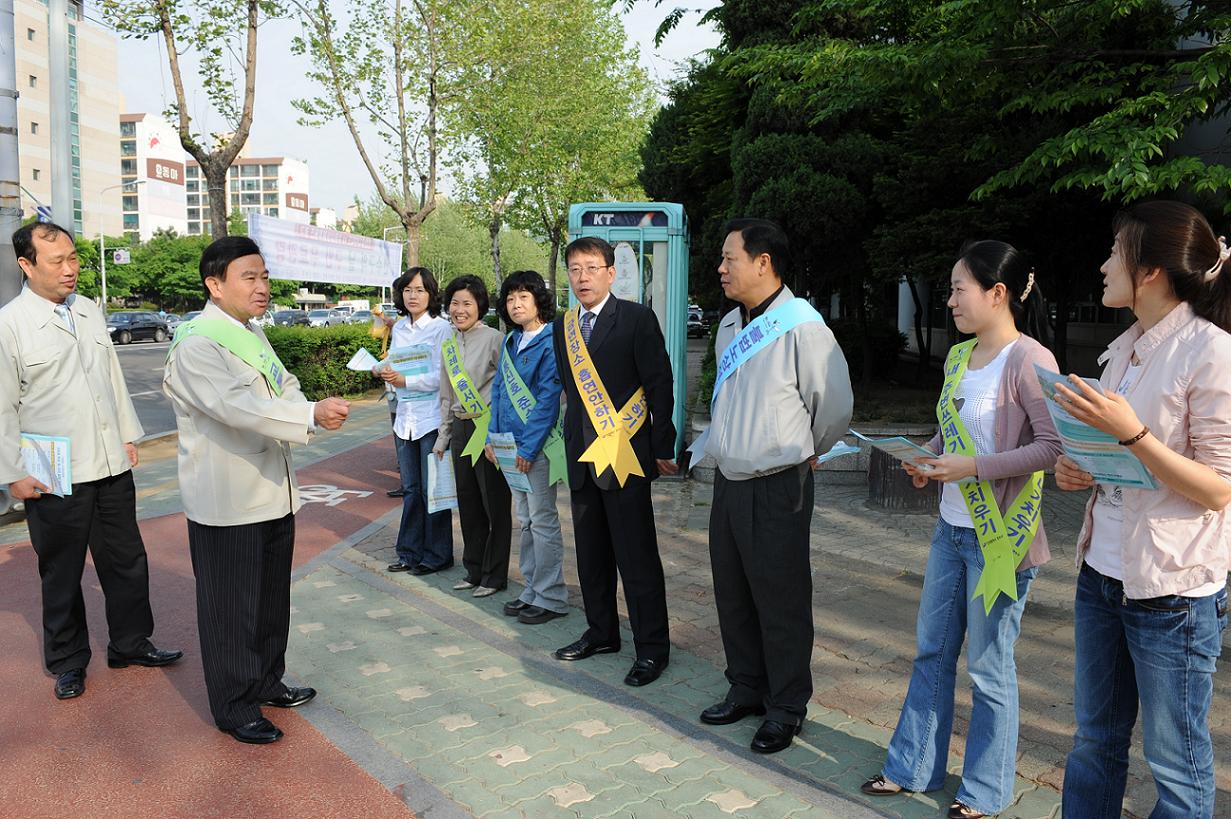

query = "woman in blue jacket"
[{"left": 486, "top": 271, "right": 569, "bottom": 625}]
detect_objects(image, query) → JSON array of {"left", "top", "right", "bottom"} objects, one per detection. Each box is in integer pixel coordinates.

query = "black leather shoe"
[
  {"left": 107, "top": 647, "right": 184, "bottom": 668},
  {"left": 503, "top": 600, "right": 531, "bottom": 617},
  {"left": 54, "top": 668, "right": 85, "bottom": 700},
  {"left": 553, "top": 636, "right": 620, "bottom": 661},
  {"left": 624, "top": 657, "right": 668, "bottom": 687},
  {"left": 410, "top": 560, "right": 453, "bottom": 576},
  {"left": 518, "top": 605, "right": 567, "bottom": 625},
  {"left": 261, "top": 686, "right": 317, "bottom": 708},
  {"left": 387, "top": 561, "right": 413, "bottom": 572},
  {"left": 387, "top": 488, "right": 407, "bottom": 497},
  {"left": 700, "top": 700, "right": 766, "bottom": 725},
  {"left": 750, "top": 719, "right": 802, "bottom": 754},
  {"left": 223, "top": 717, "right": 283, "bottom": 744}
]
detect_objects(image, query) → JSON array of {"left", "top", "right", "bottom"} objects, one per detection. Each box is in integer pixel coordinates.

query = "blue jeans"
[
  {"left": 394, "top": 430, "right": 453, "bottom": 568},
  {"left": 883, "top": 519, "right": 1038, "bottom": 814},
  {"left": 1063, "top": 564, "right": 1227, "bottom": 819},
  {"left": 513, "top": 457, "right": 568, "bottom": 614}
]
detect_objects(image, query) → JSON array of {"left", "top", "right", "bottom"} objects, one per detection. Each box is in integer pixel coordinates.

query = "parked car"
[
  {"left": 273, "top": 309, "right": 311, "bottom": 327},
  {"left": 307, "top": 309, "right": 346, "bottom": 327},
  {"left": 253, "top": 309, "right": 277, "bottom": 328},
  {"left": 182, "top": 310, "right": 203, "bottom": 322},
  {"left": 107, "top": 311, "right": 170, "bottom": 345},
  {"left": 349, "top": 309, "right": 374, "bottom": 324},
  {"left": 162, "top": 313, "right": 184, "bottom": 333},
  {"left": 687, "top": 315, "right": 706, "bottom": 338}
]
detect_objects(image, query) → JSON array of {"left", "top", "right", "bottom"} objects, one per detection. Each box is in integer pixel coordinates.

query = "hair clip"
[
  {"left": 1204, "top": 236, "right": 1230, "bottom": 282},
  {"left": 1019, "top": 270, "right": 1035, "bottom": 302}
]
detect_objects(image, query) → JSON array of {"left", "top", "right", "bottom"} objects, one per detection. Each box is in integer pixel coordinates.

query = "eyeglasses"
[
  {"left": 567, "top": 265, "right": 610, "bottom": 277},
  {"left": 403, "top": 287, "right": 428, "bottom": 296}
]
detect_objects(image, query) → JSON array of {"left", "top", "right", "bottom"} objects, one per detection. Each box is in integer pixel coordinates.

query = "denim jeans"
[
  {"left": 512, "top": 457, "right": 568, "bottom": 614},
  {"left": 882, "top": 519, "right": 1038, "bottom": 814},
  {"left": 394, "top": 430, "right": 453, "bottom": 568},
  {"left": 1063, "top": 563, "right": 1228, "bottom": 819}
]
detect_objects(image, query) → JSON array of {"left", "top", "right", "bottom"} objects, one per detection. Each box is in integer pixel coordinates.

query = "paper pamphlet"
[
  {"left": 20, "top": 434, "right": 72, "bottom": 496},
  {"left": 346, "top": 347, "right": 381, "bottom": 371},
  {"left": 815, "top": 441, "right": 861, "bottom": 464},
  {"left": 849, "top": 428, "right": 939, "bottom": 472},
  {"left": 1033, "top": 365, "right": 1159, "bottom": 489},
  {"left": 427, "top": 450, "right": 459, "bottom": 513},
  {"left": 386, "top": 344, "right": 433, "bottom": 376},
  {"left": 488, "top": 432, "right": 533, "bottom": 494}
]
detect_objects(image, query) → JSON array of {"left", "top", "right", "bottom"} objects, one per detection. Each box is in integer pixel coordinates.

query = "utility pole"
[
  {"left": 47, "top": 0, "right": 73, "bottom": 235},
  {"left": 0, "top": 0, "right": 22, "bottom": 306}
]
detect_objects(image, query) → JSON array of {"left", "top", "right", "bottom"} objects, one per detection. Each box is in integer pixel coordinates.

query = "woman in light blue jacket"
[{"left": 486, "top": 271, "right": 568, "bottom": 625}]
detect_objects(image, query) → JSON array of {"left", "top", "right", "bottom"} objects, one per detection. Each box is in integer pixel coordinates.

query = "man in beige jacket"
[
  {"left": 0, "top": 222, "right": 182, "bottom": 701},
  {"left": 164, "top": 236, "right": 349, "bottom": 744}
]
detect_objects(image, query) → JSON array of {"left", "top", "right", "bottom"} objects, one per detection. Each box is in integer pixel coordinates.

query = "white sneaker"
[
  {"left": 472, "top": 586, "right": 499, "bottom": 597},
  {"left": 453, "top": 579, "right": 476, "bottom": 591}
]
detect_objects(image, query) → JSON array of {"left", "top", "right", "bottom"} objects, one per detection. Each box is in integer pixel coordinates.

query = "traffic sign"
[{"left": 112, "top": 248, "right": 131, "bottom": 265}]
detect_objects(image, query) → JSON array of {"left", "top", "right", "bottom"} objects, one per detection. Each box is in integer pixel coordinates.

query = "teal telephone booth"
[{"left": 567, "top": 202, "right": 690, "bottom": 456}]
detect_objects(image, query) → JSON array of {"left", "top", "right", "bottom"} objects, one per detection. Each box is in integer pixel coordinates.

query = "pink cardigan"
[{"left": 927, "top": 335, "right": 1063, "bottom": 571}]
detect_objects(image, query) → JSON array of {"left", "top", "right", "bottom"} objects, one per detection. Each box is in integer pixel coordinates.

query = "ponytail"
[{"left": 958, "top": 240, "right": 1050, "bottom": 345}]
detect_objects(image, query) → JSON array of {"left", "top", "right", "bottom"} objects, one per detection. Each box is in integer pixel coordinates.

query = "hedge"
[{"left": 265, "top": 324, "right": 387, "bottom": 400}]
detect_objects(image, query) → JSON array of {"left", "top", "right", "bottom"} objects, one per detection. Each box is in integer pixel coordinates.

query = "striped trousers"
[{"left": 187, "top": 513, "right": 295, "bottom": 730}]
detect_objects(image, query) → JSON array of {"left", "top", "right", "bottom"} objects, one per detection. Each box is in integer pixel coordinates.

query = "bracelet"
[{"left": 1118, "top": 426, "right": 1149, "bottom": 447}]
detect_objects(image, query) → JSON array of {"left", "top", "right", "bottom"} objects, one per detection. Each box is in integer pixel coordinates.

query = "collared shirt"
[
  {"left": 0, "top": 286, "right": 144, "bottom": 485},
  {"left": 740, "top": 284, "right": 786, "bottom": 324},
  {"left": 391, "top": 312, "right": 452, "bottom": 441},
  {"left": 580, "top": 292, "right": 612, "bottom": 325}
]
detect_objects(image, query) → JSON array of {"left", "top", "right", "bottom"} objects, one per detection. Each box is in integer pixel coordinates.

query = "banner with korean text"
[{"left": 246, "top": 213, "right": 403, "bottom": 287}]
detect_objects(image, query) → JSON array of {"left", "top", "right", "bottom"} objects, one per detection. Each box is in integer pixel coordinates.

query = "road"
[{"left": 114, "top": 339, "right": 176, "bottom": 438}]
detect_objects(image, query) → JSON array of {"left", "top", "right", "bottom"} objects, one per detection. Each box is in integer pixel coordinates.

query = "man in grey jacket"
[{"left": 698, "top": 218, "right": 852, "bottom": 753}]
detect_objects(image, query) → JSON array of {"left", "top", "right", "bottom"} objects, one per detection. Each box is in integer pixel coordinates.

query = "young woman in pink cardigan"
[
  {"left": 1053, "top": 201, "right": 1231, "bottom": 818},
  {"left": 862, "top": 241, "right": 1061, "bottom": 818}
]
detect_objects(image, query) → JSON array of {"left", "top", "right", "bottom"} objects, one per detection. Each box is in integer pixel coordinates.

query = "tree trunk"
[
  {"left": 489, "top": 211, "right": 503, "bottom": 286},
  {"left": 857, "top": 283, "right": 873, "bottom": 388},
  {"left": 205, "top": 163, "right": 229, "bottom": 238},
  {"left": 906, "top": 275, "right": 930, "bottom": 386},
  {"left": 405, "top": 218, "right": 422, "bottom": 268}
]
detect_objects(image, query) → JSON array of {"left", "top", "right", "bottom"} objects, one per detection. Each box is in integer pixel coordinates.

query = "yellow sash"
[{"left": 562, "top": 308, "right": 649, "bottom": 486}]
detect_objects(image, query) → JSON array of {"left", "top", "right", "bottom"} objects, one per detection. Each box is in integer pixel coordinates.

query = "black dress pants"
[
  {"left": 24, "top": 470, "right": 155, "bottom": 674},
  {"left": 709, "top": 463, "right": 815, "bottom": 725},
  {"left": 187, "top": 513, "right": 294, "bottom": 730},
  {"left": 451, "top": 417, "right": 512, "bottom": 588},
  {"left": 570, "top": 475, "right": 670, "bottom": 662}
]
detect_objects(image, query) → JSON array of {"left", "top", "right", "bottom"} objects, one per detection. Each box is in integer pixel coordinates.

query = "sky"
[{"left": 100, "top": 1, "right": 723, "bottom": 216}]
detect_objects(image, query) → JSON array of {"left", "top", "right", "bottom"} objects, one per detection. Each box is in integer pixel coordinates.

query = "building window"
[
  {"left": 188, "top": 223, "right": 200, "bottom": 235},
  {"left": 120, "top": 139, "right": 135, "bottom": 156},
  {"left": 240, "top": 164, "right": 260, "bottom": 178},
  {"left": 186, "top": 165, "right": 198, "bottom": 178},
  {"left": 242, "top": 179, "right": 259, "bottom": 192},
  {"left": 30, "top": 122, "right": 38, "bottom": 135},
  {"left": 261, "top": 164, "right": 280, "bottom": 177},
  {"left": 120, "top": 121, "right": 135, "bottom": 137},
  {"left": 201, "top": 209, "right": 210, "bottom": 222},
  {"left": 263, "top": 192, "right": 277, "bottom": 205},
  {"left": 121, "top": 158, "right": 136, "bottom": 175},
  {"left": 262, "top": 177, "right": 278, "bottom": 191},
  {"left": 27, "top": 28, "right": 34, "bottom": 41},
  {"left": 123, "top": 214, "right": 139, "bottom": 230},
  {"left": 122, "top": 195, "right": 138, "bottom": 211},
  {"left": 230, "top": 194, "right": 240, "bottom": 207},
  {"left": 187, "top": 208, "right": 200, "bottom": 221},
  {"left": 241, "top": 192, "right": 260, "bottom": 206},
  {"left": 32, "top": 168, "right": 40, "bottom": 181},
  {"left": 228, "top": 167, "right": 239, "bottom": 177},
  {"left": 266, "top": 207, "right": 279, "bottom": 218},
  {"left": 186, "top": 180, "right": 198, "bottom": 193},
  {"left": 28, "top": 75, "right": 36, "bottom": 88}
]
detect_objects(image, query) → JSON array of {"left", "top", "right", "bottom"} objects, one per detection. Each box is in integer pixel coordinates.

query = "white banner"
[{"left": 247, "top": 213, "right": 403, "bottom": 288}]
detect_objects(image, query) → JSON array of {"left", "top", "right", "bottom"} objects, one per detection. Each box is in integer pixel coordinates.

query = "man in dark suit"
[{"left": 551, "top": 236, "right": 677, "bottom": 686}]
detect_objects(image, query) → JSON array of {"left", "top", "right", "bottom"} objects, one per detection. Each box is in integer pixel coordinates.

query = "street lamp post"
[{"left": 97, "top": 180, "right": 145, "bottom": 309}]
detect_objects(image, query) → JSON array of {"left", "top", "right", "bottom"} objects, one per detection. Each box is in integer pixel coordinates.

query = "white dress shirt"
[
  {"left": 390, "top": 312, "right": 452, "bottom": 441},
  {"left": 0, "top": 286, "right": 143, "bottom": 485}
]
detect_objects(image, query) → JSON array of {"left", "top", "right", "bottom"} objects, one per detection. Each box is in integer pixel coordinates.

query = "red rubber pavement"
[{"left": 0, "top": 442, "right": 411, "bottom": 818}]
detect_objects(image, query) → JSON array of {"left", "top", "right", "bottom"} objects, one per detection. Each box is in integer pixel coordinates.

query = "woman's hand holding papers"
[
  {"left": 373, "top": 364, "right": 406, "bottom": 389},
  {"left": 1053, "top": 375, "right": 1142, "bottom": 442},
  {"left": 1055, "top": 455, "right": 1095, "bottom": 491},
  {"left": 910, "top": 453, "right": 977, "bottom": 485}
]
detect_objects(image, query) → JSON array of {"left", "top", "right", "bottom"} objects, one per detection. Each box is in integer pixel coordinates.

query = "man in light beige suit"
[
  {"left": 163, "top": 235, "right": 350, "bottom": 744},
  {"left": 0, "top": 222, "right": 182, "bottom": 701}
]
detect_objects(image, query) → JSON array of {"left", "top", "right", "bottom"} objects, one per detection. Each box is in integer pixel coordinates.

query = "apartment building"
[
  {"left": 185, "top": 156, "right": 310, "bottom": 236},
  {"left": 118, "top": 113, "right": 188, "bottom": 240}
]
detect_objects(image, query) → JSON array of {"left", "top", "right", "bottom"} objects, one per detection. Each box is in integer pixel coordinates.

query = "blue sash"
[{"left": 710, "top": 297, "right": 822, "bottom": 411}]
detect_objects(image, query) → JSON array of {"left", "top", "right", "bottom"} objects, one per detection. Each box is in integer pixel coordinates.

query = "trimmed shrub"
[
  {"left": 827, "top": 318, "right": 906, "bottom": 383},
  {"left": 265, "top": 324, "right": 386, "bottom": 400}
]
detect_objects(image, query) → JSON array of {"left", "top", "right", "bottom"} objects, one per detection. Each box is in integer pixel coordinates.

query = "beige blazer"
[
  {"left": 163, "top": 301, "right": 315, "bottom": 526},
  {"left": 0, "top": 287, "right": 143, "bottom": 485}
]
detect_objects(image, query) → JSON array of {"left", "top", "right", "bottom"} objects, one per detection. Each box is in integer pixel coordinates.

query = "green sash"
[
  {"left": 938, "top": 339, "right": 1044, "bottom": 614},
  {"left": 169, "top": 318, "right": 287, "bottom": 397},
  {"left": 499, "top": 344, "right": 567, "bottom": 487},
  {"left": 442, "top": 336, "right": 490, "bottom": 465}
]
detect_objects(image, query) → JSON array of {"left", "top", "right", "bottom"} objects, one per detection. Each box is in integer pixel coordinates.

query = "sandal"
[
  {"left": 948, "top": 802, "right": 987, "bottom": 819},
  {"left": 859, "top": 774, "right": 905, "bottom": 795}
]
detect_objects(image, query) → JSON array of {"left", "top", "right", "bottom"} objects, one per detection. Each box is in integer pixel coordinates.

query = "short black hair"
[
  {"left": 13, "top": 222, "right": 75, "bottom": 268},
  {"left": 200, "top": 235, "right": 262, "bottom": 296},
  {"left": 725, "top": 217, "right": 789, "bottom": 278},
  {"left": 564, "top": 236, "right": 615, "bottom": 267},
  {"left": 443, "top": 274, "right": 490, "bottom": 317},
  {"left": 392, "top": 266, "right": 442, "bottom": 317},
  {"left": 497, "top": 270, "right": 555, "bottom": 325}
]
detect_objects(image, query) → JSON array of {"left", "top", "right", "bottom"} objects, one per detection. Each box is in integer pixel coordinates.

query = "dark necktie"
[{"left": 581, "top": 311, "right": 594, "bottom": 344}]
